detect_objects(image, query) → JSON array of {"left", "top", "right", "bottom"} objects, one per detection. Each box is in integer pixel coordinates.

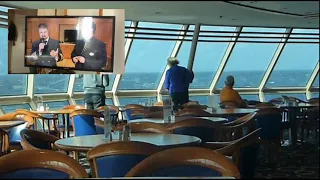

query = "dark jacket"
[
  {"left": 71, "top": 36, "right": 107, "bottom": 71},
  {"left": 31, "top": 38, "right": 63, "bottom": 67}
]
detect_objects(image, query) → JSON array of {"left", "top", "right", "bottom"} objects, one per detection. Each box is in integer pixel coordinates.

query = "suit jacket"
[
  {"left": 30, "top": 38, "right": 63, "bottom": 68},
  {"left": 71, "top": 36, "right": 107, "bottom": 71}
]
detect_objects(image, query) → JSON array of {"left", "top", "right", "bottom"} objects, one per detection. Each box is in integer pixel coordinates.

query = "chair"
[
  {"left": 300, "top": 106, "right": 319, "bottom": 143},
  {"left": 220, "top": 101, "right": 241, "bottom": 109},
  {"left": 175, "top": 109, "right": 213, "bottom": 117},
  {"left": 0, "top": 150, "right": 88, "bottom": 178},
  {"left": 255, "top": 107, "right": 282, "bottom": 163},
  {"left": 130, "top": 122, "right": 171, "bottom": 134},
  {"left": 144, "top": 111, "right": 164, "bottom": 119},
  {"left": 268, "top": 97, "right": 284, "bottom": 105},
  {"left": 124, "top": 104, "right": 146, "bottom": 121},
  {"left": 70, "top": 109, "right": 103, "bottom": 136},
  {"left": 55, "top": 105, "right": 85, "bottom": 138},
  {"left": 154, "top": 101, "right": 163, "bottom": 106},
  {"left": 97, "top": 105, "right": 120, "bottom": 125},
  {"left": 246, "top": 100, "right": 261, "bottom": 106},
  {"left": 203, "top": 129, "right": 261, "bottom": 179},
  {"left": 166, "top": 118, "right": 223, "bottom": 142},
  {"left": 86, "top": 141, "right": 161, "bottom": 178},
  {"left": 223, "top": 112, "right": 257, "bottom": 126},
  {"left": 125, "top": 147, "right": 240, "bottom": 178},
  {"left": 20, "top": 129, "right": 60, "bottom": 151},
  {"left": 0, "top": 112, "right": 35, "bottom": 151},
  {"left": 15, "top": 109, "right": 60, "bottom": 137},
  {"left": 0, "top": 129, "right": 9, "bottom": 156}
]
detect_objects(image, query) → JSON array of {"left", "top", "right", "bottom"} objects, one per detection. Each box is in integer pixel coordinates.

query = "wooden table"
[
  {"left": 129, "top": 117, "right": 228, "bottom": 124},
  {"left": 55, "top": 133, "right": 201, "bottom": 152},
  {"left": 0, "top": 121, "right": 25, "bottom": 129},
  {"left": 31, "top": 109, "right": 74, "bottom": 137}
]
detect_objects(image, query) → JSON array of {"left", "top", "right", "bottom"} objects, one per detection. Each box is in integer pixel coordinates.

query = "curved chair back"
[
  {"left": 204, "top": 128, "right": 261, "bottom": 179},
  {"left": 87, "top": 141, "right": 161, "bottom": 178},
  {"left": 0, "top": 150, "right": 88, "bottom": 178},
  {"left": 144, "top": 111, "right": 164, "bottom": 119},
  {"left": 0, "top": 129, "right": 9, "bottom": 156},
  {"left": 130, "top": 122, "right": 171, "bottom": 134},
  {"left": 220, "top": 101, "right": 241, "bottom": 109},
  {"left": 126, "top": 108, "right": 146, "bottom": 121},
  {"left": 223, "top": 112, "right": 257, "bottom": 126},
  {"left": 166, "top": 118, "right": 222, "bottom": 142},
  {"left": 268, "top": 97, "right": 284, "bottom": 105},
  {"left": 125, "top": 147, "right": 240, "bottom": 178},
  {"left": 255, "top": 108, "right": 282, "bottom": 140},
  {"left": 175, "top": 109, "right": 212, "bottom": 117},
  {"left": 97, "top": 105, "right": 120, "bottom": 124},
  {"left": 70, "top": 109, "right": 103, "bottom": 136},
  {"left": 62, "top": 105, "right": 85, "bottom": 110},
  {"left": 20, "top": 129, "right": 59, "bottom": 150}
]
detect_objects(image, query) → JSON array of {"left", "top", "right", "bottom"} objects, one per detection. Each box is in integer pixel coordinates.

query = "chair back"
[
  {"left": 220, "top": 101, "right": 241, "bottom": 109},
  {"left": 166, "top": 118, "right": 222, "bottom": 142},
  {"left": 175, "top": 109, "right": 212, "bottom": 117},
  {"left": 20, "top": 129, "right": 59, "bottom": 150},
  {"left": 130, "top": 122, "right": 171, "bottom": 134},
  {"left": 0, "top": 150, "right": 88, "bottom": 178},
  {"left": 125, "top": 147, "right": 240, "bottom": 178},
  {"left": 87, "top": 141, "right": 161, "bottom": 178},
  {"left": 97, "top": 105, "right": 120, "bottom": 124},
  {"left": 0, "top": 129, "right": 9, "bottom": 156},
  {"left": 308, "top": 98, "right": 319, "bottom": 105},
  {"left": 223, "top": 112, "right": 257, "bottom": 126},
  {"left": 62, "top": 105, "right": 85, "bottom": 110},
  {"left": 216, "top": 128, "right": 261, "bottom": 179},
  {"left": 144, "top": 111, "right": 164, "bottom": 119},
  {"left": 70, "top": 109, "right": 103, "bottom": 136},
  {"left": 126, "top": 108, "right": 146, "bottom": 121},
  {"left": 255, "top": 108, "right": 282, "bottom": 140}
]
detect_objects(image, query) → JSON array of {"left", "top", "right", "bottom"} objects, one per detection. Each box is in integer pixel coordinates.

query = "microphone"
[{"left": 40, "top": 38, "right": 47, "bottom": 53}]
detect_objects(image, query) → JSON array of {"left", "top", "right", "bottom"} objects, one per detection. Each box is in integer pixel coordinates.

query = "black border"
[{"left": 23, "top": 15, "right": 116, "bottom": 73}]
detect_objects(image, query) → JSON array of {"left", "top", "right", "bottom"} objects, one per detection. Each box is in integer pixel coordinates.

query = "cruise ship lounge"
[{"left": 0, "top": 1, "right": 319, "bottom": 179}]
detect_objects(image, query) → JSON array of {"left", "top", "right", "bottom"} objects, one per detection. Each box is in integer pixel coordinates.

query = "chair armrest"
[{"left": 202, "top": 141, "right": 233, "bottom": 150}]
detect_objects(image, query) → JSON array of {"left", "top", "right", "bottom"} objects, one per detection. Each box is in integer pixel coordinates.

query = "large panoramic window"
[
  {"left": 217, "top": 27, "right": 286, "bottom": 88},
  {"left": 119, "top": 22, "right": 182, "bottom": 90},
  {"left": 0, "top": 75, "right": 27, "bottom": 96},
  {"left": 34, "top": 75, "right": 70, "bottom": 94},
  {"left": 118, "top": 97, "right": 157, "bottom": 106},
  {"left": 74, "top": 74, "right": 115, "bottom": 92},
  {"left": 189, "top": 25, "right": 236, "bottom": 89},
  {"left": 44, "top": 100, "right": 69, "bottom": 110},
  {"left": 0, "top": 28, "right": 8, "bottom": 74},
  {"left": 267, "top": 29, "right": 319, "bottom": 87},
  {"left": 2, "top": 103, "right": 31, "bottom": 113},
  {"left": 312, "top": 73, "right": 319, "bottom": 87}
]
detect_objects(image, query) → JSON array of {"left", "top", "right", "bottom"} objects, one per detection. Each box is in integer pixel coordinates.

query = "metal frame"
[{"left": 0, "top": 17, "right": 319, "bottom": 111}]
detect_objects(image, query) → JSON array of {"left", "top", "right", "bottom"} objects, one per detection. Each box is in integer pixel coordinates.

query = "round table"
[
  {"left": 129, "top": 117, "right": 228, "bottom": 124},
  {"left": 55, "top": 133, "right": 201, "bottom": 151}
]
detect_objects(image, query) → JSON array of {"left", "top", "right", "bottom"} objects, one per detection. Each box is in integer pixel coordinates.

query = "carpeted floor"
[{"left": 255, "top": 130, "right": 319, "bottom": 179}]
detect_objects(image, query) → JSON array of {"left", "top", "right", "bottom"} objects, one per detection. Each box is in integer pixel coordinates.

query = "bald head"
[{"left": 225, "top": 75, "right": 235, "bottom": 87}]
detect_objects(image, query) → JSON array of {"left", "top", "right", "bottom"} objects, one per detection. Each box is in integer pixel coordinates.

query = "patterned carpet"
[{"left": 255, "top": 134, "right": 319, "bottom": 179}]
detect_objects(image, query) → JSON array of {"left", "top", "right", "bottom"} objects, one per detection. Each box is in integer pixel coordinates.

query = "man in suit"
[
  {"left": 71, "top": 21, "right": 107, "bottom": 71},
  {"left": 30, "top": 23, "right": 63, "bottom": 68}
]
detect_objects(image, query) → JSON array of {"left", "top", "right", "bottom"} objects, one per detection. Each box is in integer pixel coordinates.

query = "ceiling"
[{"left": 0, "top": 1, "right": 319, "bottom": 28}]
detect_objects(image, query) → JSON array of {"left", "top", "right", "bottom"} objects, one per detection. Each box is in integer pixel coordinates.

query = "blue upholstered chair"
[
  {"left": 0, "top": 150, "right": 88, "bottom": 178},
  {"left": 124, "top": 104, "right": 146, "bottom": 121},
  {"left": 255, "top": 107, "right": 282, "bottom": 163},
  {"left": 204, "top": 128, "right": 261, "bottom": 179},
  {"left": 166, "top": 118, "right": 221, "bottom": 142},
  {"left": 70, "top": 109, "right": 103, "bottom": 136},
  {"left": 86, "top": 141, "right": 161, "bottom": 178},
  {"left": 20, "top": 129, "right": 60, "bottom": 150},
  {"left": 125, "top": 147, "right": 240, "bottom": 178}
]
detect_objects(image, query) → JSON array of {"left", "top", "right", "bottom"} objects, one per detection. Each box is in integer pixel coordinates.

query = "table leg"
[
  {"left": 289, "top": 108, "right": 297, "bottom": 147},
  {"left": 66, "top": 114, "right": 70, "bottom": 138}
]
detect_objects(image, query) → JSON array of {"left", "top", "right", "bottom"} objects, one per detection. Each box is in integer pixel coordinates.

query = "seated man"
[{"left": 220, "top": 75, "right": 247, "bottom": 108}]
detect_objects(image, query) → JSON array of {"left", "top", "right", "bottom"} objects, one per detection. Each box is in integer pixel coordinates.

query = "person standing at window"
[
  {"left": 75, "top": 74, "right": 109, "bottom": 110},
  {"left": 164, "top": 57, "right": 194, "bottom": 110}
]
